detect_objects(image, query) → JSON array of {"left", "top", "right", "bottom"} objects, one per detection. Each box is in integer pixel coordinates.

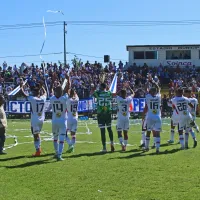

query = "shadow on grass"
[
  {"left": 67, "top": 150, "right": 121, "bottom": 159},
  {"left": 0, "top": 156, "right": 26, "bottom": 162},
  {"left": 26, "top": 153, "right": 55, "bottom": 158},
  {"left": 160, "top": 143, "right": 176, "bottom": 147},
  {"left": 122, "top": 148, "right": 143, "bottom": 154},
  {"left": 0, "top": 153, "right": 55, "bottom": 162},
  {"left": 110, "top": 148, "right": 181, "bottom": 160},
  {"left": 5, "top": 158, "right": 56, "bottom": 169}
]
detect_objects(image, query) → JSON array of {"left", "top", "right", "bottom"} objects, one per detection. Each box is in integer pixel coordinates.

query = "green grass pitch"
[{"left": 0, "top": 118, "right": 200, "bottom": 200}]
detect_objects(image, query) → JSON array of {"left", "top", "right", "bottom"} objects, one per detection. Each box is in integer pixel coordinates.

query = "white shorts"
[
  {"left": 31, "top": 120, "right": 44, "bottom": 134},
  {"left": 172, "top": 116, "right": 179, "bottom": 126},
  {"left": 67, "top": 119, "right": 78, "bottom": 133},
  {"left": 146, "top": 116, "right": 162, "bottom": 132},
  {"left": 52, "top": 121, "right": 67, "bottom": 136},
  {"left": 116, "top": 118, "right": 129, "bottom": 131},
  {"left": 178, "top": 114, "right": 193, "bottom": 131}
]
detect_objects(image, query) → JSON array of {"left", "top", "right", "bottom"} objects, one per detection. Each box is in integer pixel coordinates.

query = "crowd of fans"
[{"left": 0, "top": 60, "right": 200, "bottom": 103}]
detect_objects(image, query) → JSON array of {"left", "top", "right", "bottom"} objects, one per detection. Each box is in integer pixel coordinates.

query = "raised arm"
[
  {"left": 188, "top": 102, "right": 194, "bottom": 109},
  {"left": 64, "top": 74, "right": 71, "bottom": 93},
  {"left": 21, "top": 83, "right": 29, "bottom": 97},
  {"left": 129, "top": 86, "right": 135, "bottom": 97},
  {"left": 144, "top": 81, "right": 150, "bottom": 94},
  {"left": 152, "top": 79, "right": 161, "bottom": 93},
  {"left": 93, "top": 90, "right": 98, "bottom": 98},
  {"left": 41, "top": 86, "right": 47, "bottom": 97}
]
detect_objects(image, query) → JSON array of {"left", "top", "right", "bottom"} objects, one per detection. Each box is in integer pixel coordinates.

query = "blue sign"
[
  {"left": 7, "top": 99, "right": 94, "bottom": 113},
  {"left": 132, "top": 98, "right": 145, "bottom": 112},
  {"left": 6, "top": 98, "right": 145, "bottom": 113}
]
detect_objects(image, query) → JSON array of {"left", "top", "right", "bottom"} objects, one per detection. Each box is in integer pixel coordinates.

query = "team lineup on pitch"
[
  {"left": 2, "top": 80, "right": 199, "bottom": 158},
  {"left": 3, "top": 118, "right": 196, "bottom": 152}
]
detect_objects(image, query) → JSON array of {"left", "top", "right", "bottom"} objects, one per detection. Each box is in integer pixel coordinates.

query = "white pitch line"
[{"left": 4, "top": 134, "right": 137, "bottom": 150}]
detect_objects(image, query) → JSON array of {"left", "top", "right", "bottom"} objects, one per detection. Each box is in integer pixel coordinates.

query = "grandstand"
[{"left": 127, "top": 44, "right": 200, "bottom": 67}]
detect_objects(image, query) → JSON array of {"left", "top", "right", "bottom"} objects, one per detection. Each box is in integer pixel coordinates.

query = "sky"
[{"left": 1, "top": 0, "right": 200, "bottom": 67}]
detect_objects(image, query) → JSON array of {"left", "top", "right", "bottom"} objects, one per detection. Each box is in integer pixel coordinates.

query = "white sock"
[
  {"left": 66, "top": 135, "right": 71, "bottom": 145},
  {"left": 58, "top": 134, "right": 65, "bottom": 156},
  {"left": 53, "top": 139, "right": 58, "bottom": 154},
  {"left": 58, "top": 141, "right": 64, "bottom": 156},
  {"left": 156, "top": 137, "right": 160, "bottom": 149},
  {"left": 179, "top": 135, "right": 184, "bottom": 148},
  {"left": 34, "top": 138, "right": 41, "bottom": 151},
  {"left": 185, "top": 133, "right": 189, "bottom": 144},
  {"left": 171, "top": 129, "right": 175, "bottom": 141},
  {"left": 153, "top": 137, "right": 156, "bottom": 145},
  {"left": 119, "top": 137, "right": 123, "bottom": 145},
  {"left": 190, "top": 130, "right": 196, "bottom": 139},
  {"left": 145, "top": 137, "right": 150, "bottom": 149},
  {"left": 142, "top": 131, "right": 146, "bottom": 143},
  {"left": 71, "top": 135, "right": 76, "bottom": 145},
  {"left": 124, "top": 140, "right": 128, "bottom": 146}
]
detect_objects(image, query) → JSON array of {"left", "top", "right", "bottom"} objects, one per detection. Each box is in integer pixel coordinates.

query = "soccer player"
[
  {"left": 93, "top": 83, "right": 114, "bottom": 153},
  {"left": 50, "top": 86, "right": 68, "bottom": 161},
  {"left": 139, "top": 80, "right": 150, "bottom": 148},
  {"left": 66, "top": 89, "right": 79, "bottom": 153},
  {"left": 144, "top": 79, "right": 162, "bottom": 153},
  {"left": 21, "top": 84, "right": 47, "bottom": 156},
  {"left": 171, "top": 88, "right": 194, "bottom": 149},
  {"left": 139, "top": 115, "right": 147, "bottom": 148},
  {"left": 116, "top": 87, "right": 134, "bottom": 151},
  {"left": 184, "top": 89, "right": 199, "bottom": 148},
  {"left": 167, "top": 97, "right": 179, "bottom": 144},
  {"left": 140, "top": 77, "right": 157, "bottom": 149},
  {"left": 0, "top": 95, "right": 7, "bottom": 155}
]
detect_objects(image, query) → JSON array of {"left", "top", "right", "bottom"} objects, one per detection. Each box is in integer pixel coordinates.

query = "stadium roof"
[{"left": 126, "top": 44, "right": 200, "bottom": 51}]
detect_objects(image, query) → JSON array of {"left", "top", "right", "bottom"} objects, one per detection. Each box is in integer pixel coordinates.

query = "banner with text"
[
  {"left": 7, "top": 99, "right": 94, "bottom": 113},
  {"left": 6, "top": 98, "right": 145, "bottom": 113}
]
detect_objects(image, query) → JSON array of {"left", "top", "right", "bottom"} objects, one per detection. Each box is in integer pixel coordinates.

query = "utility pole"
[{"left": 64, "top": 21, "right": 67, "bottom": 66}]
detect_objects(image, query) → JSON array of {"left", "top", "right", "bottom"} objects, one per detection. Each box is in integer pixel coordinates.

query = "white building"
[{"left": 126, "top": 44, "right": 200, "bottom": 67}]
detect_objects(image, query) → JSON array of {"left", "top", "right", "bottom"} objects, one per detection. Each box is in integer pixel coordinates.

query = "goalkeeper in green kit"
[{"left": 93, "top": 83, "right": 115, "bottom": 152}]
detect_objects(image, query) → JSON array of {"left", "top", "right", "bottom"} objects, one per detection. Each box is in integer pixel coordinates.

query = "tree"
[{"left": 71, "top": 55, "right": 82, "bottom": 69}]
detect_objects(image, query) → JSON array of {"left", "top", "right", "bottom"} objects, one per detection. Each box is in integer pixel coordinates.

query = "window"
[
  {"left": 134, "top": 51, "right": 157, "bottom": 59},
  {"left": 145, "top": 51, "right": 157, "bottom": 59},
  {"left": 134, "top": 51, "right": 144, "bottom": 59},
  {"left": 166, "top": 50, "right": 191, "bottom": 60}
]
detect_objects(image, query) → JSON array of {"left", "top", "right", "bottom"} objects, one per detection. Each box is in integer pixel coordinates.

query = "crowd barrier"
[{"left": 5, "top": 98, "right": 146, "bottom": 114}]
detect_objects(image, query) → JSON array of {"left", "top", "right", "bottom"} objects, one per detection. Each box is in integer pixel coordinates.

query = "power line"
[
  {"left": 0, "top": 20, "right": 200, "bottom": 31},
  {"left": 0, "top": 52, "right": 63, "bottom": 59},
  {"left": 0, "top": 51, "right": 127, "bottom": 62},
  {"left": 2, "top": 60, "right": 66, "bottom": 65},
  {"left": 66, "top": 52, "right": 127, "bottom": 61},
  {"left": 0, "top": 21, "right": 62, "bottom": 28}
]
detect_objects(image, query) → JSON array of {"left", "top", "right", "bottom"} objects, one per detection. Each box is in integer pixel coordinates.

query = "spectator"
[{"left": 1, "top": 60, "right": 200, "bottom": 101}]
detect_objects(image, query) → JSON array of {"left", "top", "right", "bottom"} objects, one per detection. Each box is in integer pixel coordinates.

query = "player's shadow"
[
  {"left": 0, "top": 153, "right": 55, "bottom": 162},
  {"left": 67, "top": 150, "right": 121, "bottom": 158},
  {"left": 26, "top": 153, "right": 55, "bottom": 158},
  {"left": 121, "top": 148, "right": 143, "bottom": 153},
  {"left": 160, "top": 143, "right": 175, "bottom": 147},
  {"left": 110, "top": 148, "right": 181, "bottom": 160},
  {"left": 0, "top": 156, "right": 26, "bottom": 162},
  {"left": 5, "top": 158, "right": 55, "bottom": 169}
]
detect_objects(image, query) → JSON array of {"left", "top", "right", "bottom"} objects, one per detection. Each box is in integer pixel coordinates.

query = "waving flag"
[
  {"left": 8, "top": 80, "right": 27, "bottom": 96},
  {"left": 62, "top": 79, "right": 68, "bottom": 90},
  {"left": 109, "top": 73, "right": 117, "bottom": 94},
  {"left": 47, "top": 10, "right": 64, "bottom": 15},
  {"left": 40, "top": 17, "right": 47, "bottom": 60}
]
